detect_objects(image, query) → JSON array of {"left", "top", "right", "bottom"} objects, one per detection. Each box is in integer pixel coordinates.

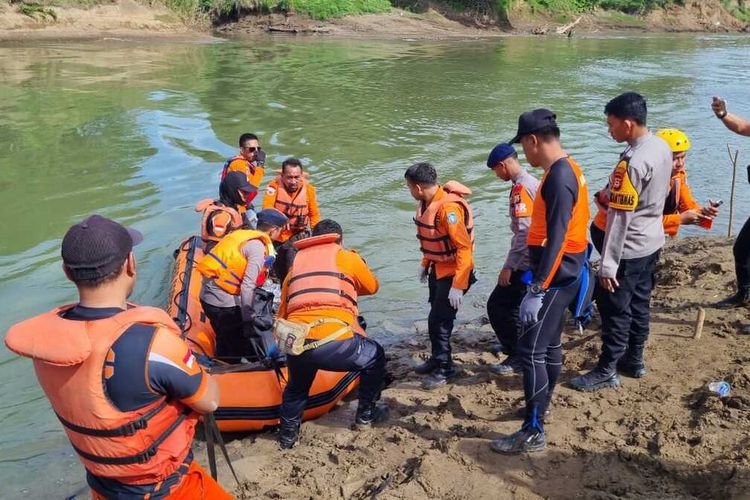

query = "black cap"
[
  {"left": 509, "top": 109, "right": 558, "bottom": 144},
  {"left": 256, "top": 208, "right": 288, "bottom": 228},
  {"left": 61, "top": 215, "right": 143, "bottom": 281}
]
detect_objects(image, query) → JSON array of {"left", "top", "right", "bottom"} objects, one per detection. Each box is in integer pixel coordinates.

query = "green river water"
[{"left": 0, "top": 34, "right": 749, "bottom": 497}]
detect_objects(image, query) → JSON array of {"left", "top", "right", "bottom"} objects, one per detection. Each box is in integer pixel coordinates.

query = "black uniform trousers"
[
  {"left": 427, "top": 270, "right": 475, "bottom": 368},
  {"left": 597, "top": 249, "right": 660, "bottom": 371},
  {"left": 201, "top": 302, "right": 252, "bottom": 359},
  {"left": 486, "top": 270, "right": 527, "bottom": 356},
  {"left": 279, "top": 334, "right": 386, "bottom": 427}
]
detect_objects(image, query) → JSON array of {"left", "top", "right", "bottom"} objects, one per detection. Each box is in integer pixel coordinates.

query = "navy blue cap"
[
  {"left": 256, "top": 208, "right": 288, "bottom": 228},
  {"left": 486, "top": 143, "right": 517, "bottom": 169},
  {"left": 509, "top": 108, "right": 558, "bottom": 144}
]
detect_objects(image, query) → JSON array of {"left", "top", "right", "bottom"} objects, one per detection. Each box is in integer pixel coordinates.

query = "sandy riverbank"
[
  {"left": 195, "top": 235, "right": 750, "bottom": 499},
  {"left": 1, "top": 0, "right": 747, "bottom": 42}
]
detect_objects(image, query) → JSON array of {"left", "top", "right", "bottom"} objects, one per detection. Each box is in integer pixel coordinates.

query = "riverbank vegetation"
[{"left": 3, "top": 0, "right": 748, "bottom": 27}]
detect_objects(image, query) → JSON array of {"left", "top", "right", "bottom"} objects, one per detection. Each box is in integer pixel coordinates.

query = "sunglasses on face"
[{"left": 242, "top": 146, "right": 261, "bottom": 152}]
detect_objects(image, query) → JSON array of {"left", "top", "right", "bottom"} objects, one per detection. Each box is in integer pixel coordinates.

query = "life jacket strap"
[
  {"left": 70, "top": 408, "right": 192, "bottom": 465},
  {"left": 55, "top": 399, "right": 169, "bottom": 438},
  {"left": 287, "top": 287, "right": 358, "bottom": 307},
  {"left": 287, "top": 271, "right": 355, "bottom": 288}
]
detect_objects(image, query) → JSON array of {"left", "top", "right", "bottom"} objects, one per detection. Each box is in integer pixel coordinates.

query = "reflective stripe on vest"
[
  {"left": 413, "top": 184, "right": 475, "bottom": 263},
  {"left": 527, "top": 157, "right": 589, "bottom": 253},
  {"left": 4, "top": 305, "right": 197, "bottom": 483},
  {"left": 286, "top": 233, "right": 359, "bottom": 317},
  {"left": 195, "top": 229, "right": 275, "bottom": 295},
  {"left": 273, "top": 179, "right": 310, "bottom": 232}
]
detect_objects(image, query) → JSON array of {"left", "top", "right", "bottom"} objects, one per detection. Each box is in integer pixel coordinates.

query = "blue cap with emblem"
[{"left": 486, "top": 143, "right": 517, "bottom": 169}]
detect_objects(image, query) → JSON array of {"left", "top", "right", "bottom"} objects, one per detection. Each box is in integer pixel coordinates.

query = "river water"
[{"left": 0, "top": 34, "right": 748, "bottom": 497}]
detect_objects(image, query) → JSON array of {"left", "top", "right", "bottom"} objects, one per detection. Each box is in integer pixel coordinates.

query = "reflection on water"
[{"left": 0, "top": 34, "right": 749, "bottom": 497}]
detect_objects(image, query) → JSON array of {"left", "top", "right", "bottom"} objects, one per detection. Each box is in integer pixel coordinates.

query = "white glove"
[
  {"left": 448, "top": 287, "right": 464, "bottom": 310},
  {"left": 418, "top": 265, "right": 428, "bottom": 284}
]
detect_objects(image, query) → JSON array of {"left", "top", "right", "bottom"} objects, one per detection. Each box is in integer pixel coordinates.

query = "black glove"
[{"left": 255, "top": 149, "right": 266, "bottom": 167}]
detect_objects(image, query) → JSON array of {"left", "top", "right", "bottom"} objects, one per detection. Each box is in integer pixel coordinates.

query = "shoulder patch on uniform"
[
  {"left": 511, "top": 183, "right": 534, "bottom": 218},
  {"left": 447, "top": 212, "right": 458, "bottom": 224},
  {"left": 608, "top": 159, "right": 638, "bottom": 211},
  {"left": 266, "top": 185, "right": 276, "bottom": 196}
]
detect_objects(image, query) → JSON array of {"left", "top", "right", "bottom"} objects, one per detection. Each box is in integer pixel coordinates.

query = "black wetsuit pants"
[
  {"left": 733, "top": 216, "right": 750, "bottom": 292},
  {"left": 597, "top": 250, "right": 660, "bottom": 371},
  {"left": 486, "top": 271, "right": 527, "bottom": 356},
  {"left": 518, "top": 283, "right": 579, "bottom": 423},
  {"left": 279, "top": 334, "right": 386, "bottom": 427},
  {"left": 427, "top": 270, "right": 475, "bottom": 368}
]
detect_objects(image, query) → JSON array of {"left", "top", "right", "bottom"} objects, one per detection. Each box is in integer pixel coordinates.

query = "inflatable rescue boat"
[{"left": 167, "top": 235, "right": 360, "bottom": 432}]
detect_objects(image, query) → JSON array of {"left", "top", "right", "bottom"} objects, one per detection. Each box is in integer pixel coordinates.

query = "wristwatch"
[
  {"left": 529, "top": 283, "right": 545, "bottom": 294},
  {"left": 717, "top": 110, "right": 728, "bottom": 119}
]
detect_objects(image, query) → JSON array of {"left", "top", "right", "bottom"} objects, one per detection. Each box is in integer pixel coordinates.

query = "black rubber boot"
[
  {"left": 716, "top": 288, "right": 750, "bottom": 309},
  {"left": 569, "top": 367, "right": 621, "bottom": 392},
  {"left": 354, "top": 401, "right": 389, "bottom": 427},
  {"left": 617, "top": 344, "right": 647, "bottom": 378},
  {"left": 278, "top": 423, "right": 300, "bottom": 450},
  {"left": 414, "top": 358, "right": 440, "bottom": 375},
  {"left": 421, "top": 365, "right": 457, "bottom": 390}
]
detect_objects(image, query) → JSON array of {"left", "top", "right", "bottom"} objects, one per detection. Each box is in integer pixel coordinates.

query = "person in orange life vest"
[
  {"left": 656, "top": 128, "right": 720, "bottom": 237},
  {"left": 276, "top": 219, "right": 385, "bottom": 449},
  {"left": 196, "top": 171, "right": 258, "bottom": 253},
  {"left": 4, "top": 215, "right": 229, "bottom": 500},
  {"left": 490, "top": 109, "right": 590, "bottom": 455},
  {"left": 405, "top": 162, "right": 476, "bottom": 391},
  {"left": 198, "top": 209, "right": 288, "bottom": 361},
  {"left": 262, "top": 157, "right": 321, "bottom": 283},
  {"left": 222, "top": 132, "right": 266, "bottom": 225},
  {"left": 484, "top": 143, "right": 540, "bottom": 376}
]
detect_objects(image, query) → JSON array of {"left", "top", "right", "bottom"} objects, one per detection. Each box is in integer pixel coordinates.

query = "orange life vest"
[
  {"left": 4, "top": 305, "right": 197, "bottom": 485},
  {"left": 273, "top": 179, "right": 310, "bottom": 233},
  {"left": 527, "top": 157, "right": 590, "bottom": 253},
  {"left": 286, "top": 234, "right": 359, "bottom": 318},
  {"left": 414, "top": 181, "right": 475, "bottom": 263},
  {"left": 220, "top": 155, "right": 255, "bottom": 181},
  {"left": 194, "top": 198, "right": 244, "bottom": 248},
  {"left": 196, "top": 229, "right": 275, "bottom": 295}
]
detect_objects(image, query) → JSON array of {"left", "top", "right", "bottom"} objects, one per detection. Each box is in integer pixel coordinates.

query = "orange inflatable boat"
[{"left": 167, "top": 235, "right": 360, "bottom": 432}]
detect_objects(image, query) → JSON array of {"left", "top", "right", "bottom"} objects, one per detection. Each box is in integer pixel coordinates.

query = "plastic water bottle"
[{"left": 708, "top": 381, "right": 731, "bottom": 397}]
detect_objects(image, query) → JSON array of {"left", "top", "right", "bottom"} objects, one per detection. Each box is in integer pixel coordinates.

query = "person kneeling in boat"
[
  {"left": 4, "top": 215, "right": 230, "bottom": 499},
  {"left": 198, "top": 208, "right": 288, "bottom": 361},
  {"left": 276, "top": 219, "right": 386, "bottom": 449},
  {"left": 196, "top": 171, "right": 259, "bottom": 253},
  {"left": 262, "top": 157, "right": 321, "bottom": 283}
]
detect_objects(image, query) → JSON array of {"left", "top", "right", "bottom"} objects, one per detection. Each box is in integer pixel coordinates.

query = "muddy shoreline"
[{"left": 190, "top": 236, "right": 750, "bottom": 499}]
